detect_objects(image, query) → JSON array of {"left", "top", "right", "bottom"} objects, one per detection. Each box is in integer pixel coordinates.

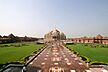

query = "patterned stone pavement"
[{"left": 27, "top": 41, "right": 89, "bottom": 72}]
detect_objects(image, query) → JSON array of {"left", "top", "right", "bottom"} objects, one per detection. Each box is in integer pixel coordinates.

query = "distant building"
[
  {"left": 0, "top": 34, "right": 38, "bottom": 44},
  {"left": 44, "top": 29, "right": 66, "bottom": 42},
  {"left": 8, "top": 33, "right": 15, "bottom": 39},
  {"left": 70, "top": 34, "right": 108, "bottom": 44}
]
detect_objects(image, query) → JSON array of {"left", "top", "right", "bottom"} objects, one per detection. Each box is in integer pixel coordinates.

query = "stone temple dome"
[
  {"left": 44, "top": 29, "right": 66, "bottom": 42},
  {"left": 51, "top": 29, "right": 60, "bottom": 38},
  {"left": 60, "top": 32, "right": 66, "bottom": 40}
]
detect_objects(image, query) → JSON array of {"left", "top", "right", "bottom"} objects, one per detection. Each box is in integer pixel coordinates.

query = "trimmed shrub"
[
  {"left": 90, "top": 61, "right": 108, "bottom": 65},
  {"left": 80, "top": 55, "right": 91, "bottom": 63}
]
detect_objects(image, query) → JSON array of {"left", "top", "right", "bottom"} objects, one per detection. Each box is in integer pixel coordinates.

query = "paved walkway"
[{"left": 27, "top": 41, "right": 89, "bottom": 72}]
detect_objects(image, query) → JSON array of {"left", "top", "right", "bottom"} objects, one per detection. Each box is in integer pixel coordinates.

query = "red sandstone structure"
[{"left": 67, "top": 34, "right": 108, "bottom": 44}]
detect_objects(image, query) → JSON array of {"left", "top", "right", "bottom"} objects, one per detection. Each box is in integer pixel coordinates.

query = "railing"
[
  {"left": 0, "top": 64, "right": 24, "bottom": 72},
  {"left": 90, "top": 65, "right": 108, "bottom": 70}
]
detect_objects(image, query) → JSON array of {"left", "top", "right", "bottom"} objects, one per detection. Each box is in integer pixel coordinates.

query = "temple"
[{"left": 44, "top": 29, "right": 66, "bottom": 42}]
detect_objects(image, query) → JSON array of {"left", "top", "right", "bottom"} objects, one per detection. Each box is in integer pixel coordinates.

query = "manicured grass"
[
  {"left": 0, "top": 42, "right": 43, "bottom": 65},
  {"left": 67, "top": 43, "right": 108, "bottom": 64}
]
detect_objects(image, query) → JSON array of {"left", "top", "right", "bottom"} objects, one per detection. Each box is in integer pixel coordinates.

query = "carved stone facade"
[{"left": 44, "top": 29, "right": 66, "bottom": 42}]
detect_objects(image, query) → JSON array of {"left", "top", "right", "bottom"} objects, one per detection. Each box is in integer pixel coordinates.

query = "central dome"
[{"left": 51, "top": 29, "right": 60, "bottom": 37}]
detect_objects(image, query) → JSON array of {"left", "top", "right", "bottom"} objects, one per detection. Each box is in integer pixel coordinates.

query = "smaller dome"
[
  {"left": 60, "top": 32, "right": 66, "bottom": 40},
  {"left": 51, "top": 29, "right": 60, "bottom": 37},
  {"left": 60, "top": 32, "right": 65, "bottom": 35},
  {"left": 52, "top": 29, "right": 59, "bottom": 33},
  {"left": 95, "top": 34, "right": 103, "bottom": 39}
]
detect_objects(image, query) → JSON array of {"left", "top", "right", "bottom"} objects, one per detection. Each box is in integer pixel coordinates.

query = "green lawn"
[
  {"left": 67, "top": 43, "right": 108, "bottom": 64},
  {"left": 0, "top": 42, "right": 43, "bottom": 65}
]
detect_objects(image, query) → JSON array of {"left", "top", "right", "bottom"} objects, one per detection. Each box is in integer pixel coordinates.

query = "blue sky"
[{"left": 0, "top": 0, "right": 108, "bottom": 38}]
